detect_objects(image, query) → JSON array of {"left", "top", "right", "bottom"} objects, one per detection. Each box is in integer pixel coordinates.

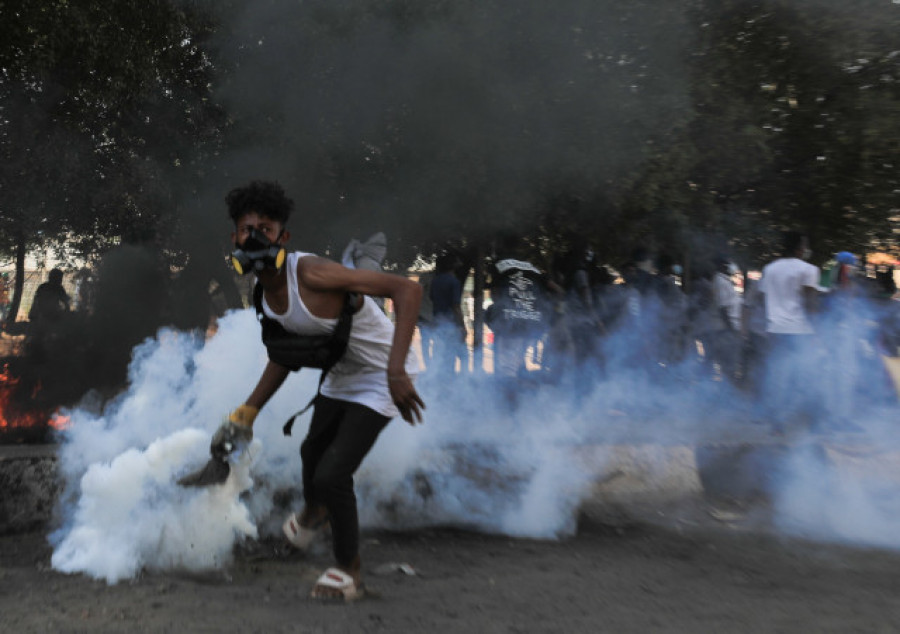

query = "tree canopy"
[
  {"left": 622, "top": 0, "right": 900, "bottom": 269},
  {"left": 1, "top": 0, "right": 898, "bottom": 286}
]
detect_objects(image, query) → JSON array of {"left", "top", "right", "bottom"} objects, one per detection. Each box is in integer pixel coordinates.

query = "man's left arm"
[
  {"left": 803, "top": 265, "right": 825, "bottom": 314},
  {"left": 301, "top": 259, "right": 425, "bottom": 424}
]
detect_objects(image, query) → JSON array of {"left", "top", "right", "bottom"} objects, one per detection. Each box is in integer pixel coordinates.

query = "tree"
[
  {"left": 0, "top": 0, "right": 230, "bottom": 327},
  {"left": 622, "top": 0, "right": 900, "bottom": 270},
  {"left": 0, "top": 1, "right": 241, "bottom": 410}
]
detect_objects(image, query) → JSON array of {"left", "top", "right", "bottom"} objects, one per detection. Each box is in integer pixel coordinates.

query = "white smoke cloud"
[
  {"left": 50, "top": 310, "right": 314, "bottom": 583},
  {"left": 773, "top": 441, "right": 900, "bottom": 549},
  {"left": 49, "top": 293, "right": 900, "bottom": 584},
  {"left": 742, "top": 293, "right": 900, "bottom": 550},
  {"left": 52, "top": 430, "right": 258, "bottom": 584}
]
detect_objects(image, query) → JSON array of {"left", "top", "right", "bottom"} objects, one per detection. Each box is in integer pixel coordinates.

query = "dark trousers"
[{"left": 301, "top": 395, "right": 390, "bottom": 567}]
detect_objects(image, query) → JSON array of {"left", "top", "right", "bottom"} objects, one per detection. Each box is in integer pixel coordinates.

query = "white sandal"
[
  {"left": 282, "top": 512, "right": 327, "bottom": 551},
  {"left": 310, "top": 567, "right": 366, "bottom": 602}
]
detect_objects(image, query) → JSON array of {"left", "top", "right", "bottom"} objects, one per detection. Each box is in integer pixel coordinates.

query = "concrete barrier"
[
  {"left": 576, "top": 444, "right": 703, "bottom": 503},
  {"left": 0, "top": 444, "right": 60, "bottom": 534},
  {"left": 4, "top": 437, "right": 900, "bottom": 535}
]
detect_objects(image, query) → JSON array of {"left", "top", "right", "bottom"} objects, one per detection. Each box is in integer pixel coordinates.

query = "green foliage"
[
  {"left": 622, "top": 0, "right": 900, "bottom": 269},
  {"left": 0, "top": 0, "right": 224, "bottom": 265}
]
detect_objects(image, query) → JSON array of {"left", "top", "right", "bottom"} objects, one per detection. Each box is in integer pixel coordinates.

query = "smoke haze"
[
  {"left": 49, "top": 288, "right": 900, "bottom": 583},
  {"left": 51, "top": 430, "right": 258, "bottom": 584},
  {"left": 40, "top": 0, "right": 900, "bottom": 584}
]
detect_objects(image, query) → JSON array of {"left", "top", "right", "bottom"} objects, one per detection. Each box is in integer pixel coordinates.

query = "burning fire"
[
  {"left": 51, "top": 411, "right": 71, "bottom": 431},
  {"left": 0, "top": 363, "right": 69, "bottom": 433}
]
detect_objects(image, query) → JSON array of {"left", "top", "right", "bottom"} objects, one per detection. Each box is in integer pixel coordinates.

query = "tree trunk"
[{"left": 3, "top": 234, "right": 27, "bottom": 331}]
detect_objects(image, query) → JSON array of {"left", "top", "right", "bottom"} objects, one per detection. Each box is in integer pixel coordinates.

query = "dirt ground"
[{"left": 3, "top": 511, "right": 900, "bottom": 634}]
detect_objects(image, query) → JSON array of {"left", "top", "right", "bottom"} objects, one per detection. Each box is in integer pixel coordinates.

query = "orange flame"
[
  {"left": 0, "top": 363, "right": 58, "bottom": 432},
  {"left": 50, "top": 411, "right": 71, "bottom": 431}
]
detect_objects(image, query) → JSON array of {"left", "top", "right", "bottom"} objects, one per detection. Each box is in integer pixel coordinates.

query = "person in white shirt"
[
  {"left": 758, "top": 231, "right": 824, "bottom": 431},
  {"left": 759, "top": 232, "right": 821, "bottom": 336}
]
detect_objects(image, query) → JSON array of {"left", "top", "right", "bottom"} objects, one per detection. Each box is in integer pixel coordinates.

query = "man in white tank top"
[{"left": 218, "top": 181, "right": 425, "bottom": 601}]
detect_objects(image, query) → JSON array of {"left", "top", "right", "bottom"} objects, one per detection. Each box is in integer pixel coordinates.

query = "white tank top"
[{"left": 260, "top": 251, "right": 418, "bottom": 418}]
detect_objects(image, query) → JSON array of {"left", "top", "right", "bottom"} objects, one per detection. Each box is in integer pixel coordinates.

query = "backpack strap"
[
  {"left": 281, "top": 294, "right": 357, "bottom": 436},
  {"left": 252, "top": 284, "right": 358, "bottom": 436},
  {"left": 253, "top": 282, "right": 264, "bottom": 316},
  {"left": 281, "top": 384, "right": 321, "bottom": 436}
]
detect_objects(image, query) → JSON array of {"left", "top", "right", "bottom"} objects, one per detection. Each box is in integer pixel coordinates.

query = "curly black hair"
[{"left": 226, "top": 180, "right": 294, "bottom": 225}]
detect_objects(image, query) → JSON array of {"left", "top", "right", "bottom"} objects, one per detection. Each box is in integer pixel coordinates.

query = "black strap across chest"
[{"left": 253, "top": 283, "right": 357, "bottom": 435}]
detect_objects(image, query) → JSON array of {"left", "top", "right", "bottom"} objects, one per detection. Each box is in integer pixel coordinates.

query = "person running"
[{"left": 214, "top": 180, "right": 425, "bottom": 601}]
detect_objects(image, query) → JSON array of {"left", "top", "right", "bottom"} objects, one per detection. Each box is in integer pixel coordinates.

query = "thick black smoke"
[{"left": 201, "top": 0, "right": 693, "bottom": 254}]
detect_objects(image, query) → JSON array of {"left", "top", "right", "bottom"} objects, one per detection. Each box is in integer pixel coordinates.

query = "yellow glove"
[
  {"left": 228, "top": 404, "right": 259, "bottom": 426},
  {"left": 210, "top": 404, "right": 258, "bottom": 459}
]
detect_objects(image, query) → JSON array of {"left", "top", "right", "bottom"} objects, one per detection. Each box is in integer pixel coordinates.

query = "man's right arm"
[
  {"left": 244, "top": 360, "right": 291, "bottom": 415},
  {"left": 210, "top": 360, "right": 290, "bottom": 459}
]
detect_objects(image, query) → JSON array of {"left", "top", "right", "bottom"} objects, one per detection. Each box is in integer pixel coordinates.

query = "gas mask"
[{"left": 230, "top": 228, "right": 286, "bottom": 275}]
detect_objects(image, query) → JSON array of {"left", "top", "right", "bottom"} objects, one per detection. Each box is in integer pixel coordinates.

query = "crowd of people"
[
  {"left": 4, "top": 201, "right": 898, "bottom": 601},
  {"left": 419, "top": 231, "right": 900, "bottom": 428}
]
